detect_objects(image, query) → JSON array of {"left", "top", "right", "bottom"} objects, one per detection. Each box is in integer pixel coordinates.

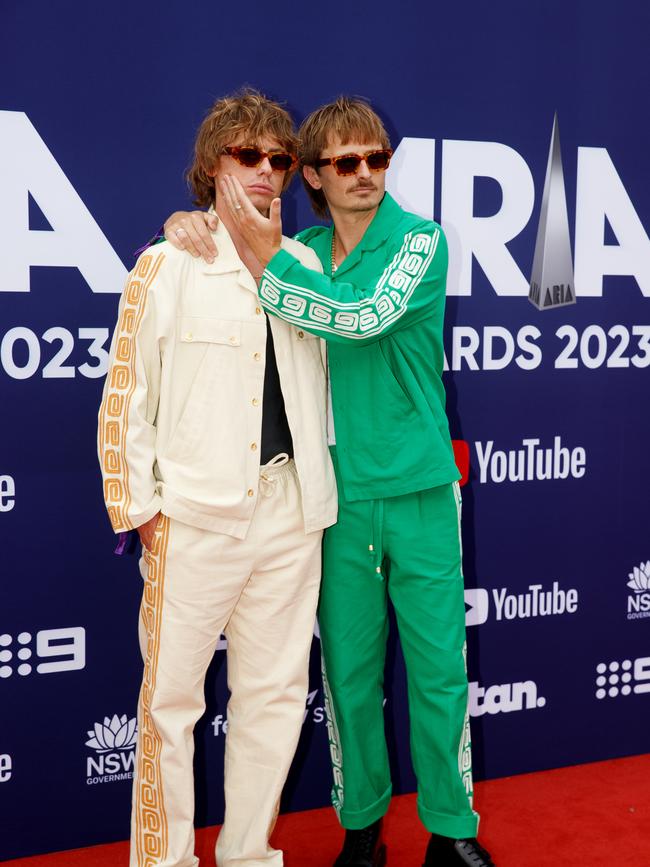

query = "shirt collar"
[
  {"left": 331, "top": 192, "right": 402, "bottom": 278},
  {"left": 200, "top": 207, "right": 243, "bottom": 276},
  {"left": 201, "top": 207, "right": 295, "bottom": 296},
  {"left": 357, "top": 192, "right": 402, "bottom": 250}
]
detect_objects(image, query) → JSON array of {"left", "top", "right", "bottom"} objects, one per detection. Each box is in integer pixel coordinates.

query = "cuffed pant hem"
[
  {"left": 417, "top": 802, "right": 479, "bottom": 839},
  {"left": 339, "top": 783, "right": 392, "bottom": 830}
]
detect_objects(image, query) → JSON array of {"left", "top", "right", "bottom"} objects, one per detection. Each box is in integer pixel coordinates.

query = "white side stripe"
[
  {"left": 260, "top": 230, "right": 439, "bottom": 340},
  {"left": 453, "top": 481, "right": 476, "bottom": 809},
  {"left": 321, "top": 654, "right": 345, "bottom": 817}
]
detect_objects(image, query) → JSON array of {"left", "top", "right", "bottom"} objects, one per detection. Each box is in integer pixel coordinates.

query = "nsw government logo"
[
  {"left": 85, "top": 714, "right": 137, "bottom": 785},
  {"left": 626, "top": 561, "right": 650, "bottom": 621}
]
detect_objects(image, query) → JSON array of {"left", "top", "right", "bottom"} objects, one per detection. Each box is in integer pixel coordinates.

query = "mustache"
[{"left": 349, "top": 181, "right": 377, "bottom": 192}]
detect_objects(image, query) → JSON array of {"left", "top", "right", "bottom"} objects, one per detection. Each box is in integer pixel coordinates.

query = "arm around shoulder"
[{"left": 280, "top": 236, "right": 324, "bottom": 274}]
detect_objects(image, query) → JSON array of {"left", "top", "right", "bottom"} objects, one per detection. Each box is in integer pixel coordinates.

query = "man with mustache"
[
  {"left": 164, "top": 96, "right": 494, "bottom": 867},
  {"left": 98, "top": 89, "right": 337, "bottom": 867}
]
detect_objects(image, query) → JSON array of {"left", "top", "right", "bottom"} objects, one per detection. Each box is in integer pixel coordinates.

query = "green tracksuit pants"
[{"left": 319, "top": 451, "right": 478, "bottom": 839}]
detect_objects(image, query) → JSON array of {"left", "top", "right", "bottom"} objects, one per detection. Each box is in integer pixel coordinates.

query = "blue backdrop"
[{"left": 1, "top": 0, "right": 649, "bottom": 859}]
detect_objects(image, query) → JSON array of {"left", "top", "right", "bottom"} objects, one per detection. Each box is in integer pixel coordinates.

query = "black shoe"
[
  {"left": 423, "top": 833, "right": 495, "bottom": 866},
  {"left": 333, "top": 819, "right": 387, "bottom": 866}
]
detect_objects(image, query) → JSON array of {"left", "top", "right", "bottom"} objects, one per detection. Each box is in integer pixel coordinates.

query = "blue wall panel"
[{"left": 1, "top": 0, "right": 649, "bottom": 858}]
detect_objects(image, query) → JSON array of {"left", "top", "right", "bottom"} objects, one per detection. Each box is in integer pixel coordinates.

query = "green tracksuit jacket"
[{"left": 260, "top": 192, "right": 460, "bottom": 502}]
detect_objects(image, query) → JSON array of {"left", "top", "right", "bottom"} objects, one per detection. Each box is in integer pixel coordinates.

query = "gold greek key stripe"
[
  {"left": 134, "top": 514, "right": 170, "bottom": 865},
  {"left": 98, "top": 251, "right": 165, "bottom": 530},
  {"left": 121, "top": 254, "right": 164, "bottom": 524}
]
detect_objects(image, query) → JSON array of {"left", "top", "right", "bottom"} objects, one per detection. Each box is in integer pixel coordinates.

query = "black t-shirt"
[{"left": 260, "top": 315, "right": 293, "bottom": 463}]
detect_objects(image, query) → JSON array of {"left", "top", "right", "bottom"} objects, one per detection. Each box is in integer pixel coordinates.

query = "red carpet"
[{"left": 7, "top": 755, "right": 650, "bottom": 866}]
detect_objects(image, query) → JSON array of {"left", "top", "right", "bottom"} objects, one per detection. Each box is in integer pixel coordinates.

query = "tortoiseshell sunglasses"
[
  {"left": 223, "top": 145, "right": 297, "bottom": 173},
  {"left": 314, "top": 148, "right": 393, "bottom": 176}
]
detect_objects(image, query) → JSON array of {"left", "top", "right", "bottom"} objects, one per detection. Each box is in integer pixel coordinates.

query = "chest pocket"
[
  {"left": 179, "top": 316, "right": 241, "bottom": 346},
  {"left": 293, "top": 327, "right": 319, "bottom": 343},
  {"left": 291, "top": 326, "right": 326, "bottom": 382},
  {"left": 293, "top": 327, "right": 321, "bottom": 364},
  {"left": 165, "top": 317, "right": 243, "bottom": 463}
]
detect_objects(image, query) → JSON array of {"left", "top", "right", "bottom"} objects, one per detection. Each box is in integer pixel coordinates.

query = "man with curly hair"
[{"left": 98, "top": 90, "right": 337, "bottom": 867}]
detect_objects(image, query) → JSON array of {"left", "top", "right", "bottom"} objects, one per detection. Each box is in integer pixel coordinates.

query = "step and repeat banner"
[{"left": 1, "top": 0, "right": 649, "bottom": 860}]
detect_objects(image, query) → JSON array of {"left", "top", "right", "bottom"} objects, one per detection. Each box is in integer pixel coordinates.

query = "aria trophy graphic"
[{"left": 529, "top": 114, "right": 576, "bottom": 310}]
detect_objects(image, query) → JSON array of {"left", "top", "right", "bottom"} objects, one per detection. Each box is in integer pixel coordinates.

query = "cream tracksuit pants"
[{"left": 129, "top": 458, "right": 322, "bottom": 867}]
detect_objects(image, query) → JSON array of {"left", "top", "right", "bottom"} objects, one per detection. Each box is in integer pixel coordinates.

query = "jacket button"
[
  {"left": 255, "top": 307, "right": 262, "bottom": 315},
  {"left": 185, "top": 332, "right": 193, "bottom": 341},
  {"left": 297, "top": 330, "right": 305, "bottom": 339},
  {"left": 250, "top": 443, "right": 257, "bottom": 451},
  {"left": 252, "top": 398, "right": 259, "bottom": 406},
  {"left": 229, "top": 336, "right": 237, "bottom": 345},
  {"left": 254, "top": 352, "right": 261, "bottom": 361},
  {"left": 247, "top": 489, "right": 254, "bottom": 497},
  {"left": 368, "top": 544, "right": 374, "bottom": 552},
  {"left": 375, "top": 567, "right": 382, "bottom": 574}
]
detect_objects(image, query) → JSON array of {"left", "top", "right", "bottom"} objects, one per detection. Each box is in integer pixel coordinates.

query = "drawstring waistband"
[
  {"left": 259, "top": 453, "right": 290, "bottom": 498},
  {"left": 329, "top": 446, "right": 384, "bottom": 581},
  {"left": 370, "top": 498, "right": 384, "bottom": 581}
]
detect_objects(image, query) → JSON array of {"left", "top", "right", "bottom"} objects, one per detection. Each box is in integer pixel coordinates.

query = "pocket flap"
[{"left": 179, "top": 316, "right": 241, "bottom": 346}]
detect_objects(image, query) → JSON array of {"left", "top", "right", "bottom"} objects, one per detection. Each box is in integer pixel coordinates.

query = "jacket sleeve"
[
  {"left": 97, "top": 249, "right": 168, "bottom": 533},
  {"left": 259, "top": 224, "right": 447, "bottom": 345}
]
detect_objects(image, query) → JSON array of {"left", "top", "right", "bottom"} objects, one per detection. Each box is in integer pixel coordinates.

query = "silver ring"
[
  {"left": 234, "top": 202, "right": 242, "bottom": 210},
  {"left": 175, "top": 227, "right": 186, "bottom": 236}
]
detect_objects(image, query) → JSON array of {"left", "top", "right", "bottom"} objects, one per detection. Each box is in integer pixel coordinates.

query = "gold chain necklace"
[{"left": 331, "top": 229, "right": 337, "bottom": 274}]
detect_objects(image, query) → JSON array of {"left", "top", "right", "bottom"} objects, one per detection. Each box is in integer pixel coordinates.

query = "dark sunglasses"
[
  {"left": 224, "top": 145, "right": 297, "bottom": 173},
  {"left": 314, "top": 148, "right": 393, "bottom": 176}
]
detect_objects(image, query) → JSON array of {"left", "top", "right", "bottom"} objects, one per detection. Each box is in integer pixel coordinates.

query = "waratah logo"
[
  {"left": 627, "top": 562, "right": 650, "bottom": 593},
  {"left": 85, "top": 715, "right": 137, "bottom": 753}
]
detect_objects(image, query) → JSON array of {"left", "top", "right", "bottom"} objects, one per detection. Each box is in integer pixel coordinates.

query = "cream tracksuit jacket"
[{"left": 98, "top": 220, "right": 338, "bottom": 540}]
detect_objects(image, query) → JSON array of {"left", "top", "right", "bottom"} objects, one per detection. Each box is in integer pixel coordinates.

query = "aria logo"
[
  {"left": 85, "top": 714, "right": 137, "bottom": 785},
  {"left": 626, "top": 561, "right": 650, "bottom": 620},
  {"left": 528, "top": 115, "right": 576, "bottom": 311}
]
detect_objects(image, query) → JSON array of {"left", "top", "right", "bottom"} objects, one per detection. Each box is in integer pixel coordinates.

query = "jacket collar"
[
  {"left": 201, "top": 208, "right": 243, "bottom": 275},
  {"left": 331, "top": 192, "right": 402, "bottom": 278},
  {"left": 200, "top": 207, "right": 258, "bottom": 295}
]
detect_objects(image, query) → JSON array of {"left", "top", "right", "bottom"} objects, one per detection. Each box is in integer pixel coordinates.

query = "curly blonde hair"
[{"left": 187, "top": 88, "right": 299, "bottom": 207}]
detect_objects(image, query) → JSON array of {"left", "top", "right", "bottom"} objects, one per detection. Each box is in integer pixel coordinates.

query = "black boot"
[
  {"left": 422, "top": 832, "right": 495, "bottom": 866},
  {"left": 333, "top": 819, "right": 387, "bottom": 866}
]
